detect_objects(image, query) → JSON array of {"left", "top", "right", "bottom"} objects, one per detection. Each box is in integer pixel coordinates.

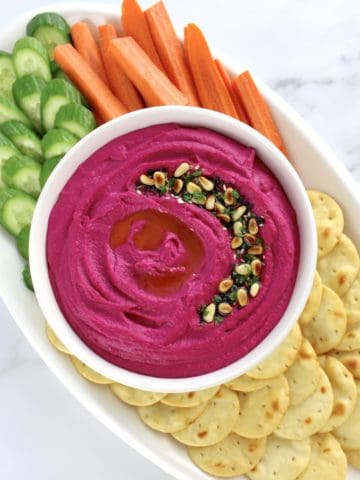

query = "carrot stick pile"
[{"left": 53, "top": 0, "right": 287, "bottom": 156}]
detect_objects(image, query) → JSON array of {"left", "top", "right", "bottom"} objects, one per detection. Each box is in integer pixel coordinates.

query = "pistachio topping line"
[{"left": 136, "top": 163, "right": 265, "bottom": 325}]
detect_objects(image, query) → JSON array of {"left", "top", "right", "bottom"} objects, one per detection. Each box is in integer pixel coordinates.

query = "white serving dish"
[
  {"left": 0, "top": 3, "right": 359, "bottom": 479},
  {"left": 30, "top": 106, "right": 316, "bottom": 393}
]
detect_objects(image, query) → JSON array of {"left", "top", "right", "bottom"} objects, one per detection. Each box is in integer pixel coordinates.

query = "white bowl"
[{"left": 30, "top": 105, "right": 317, "bottom": 392}]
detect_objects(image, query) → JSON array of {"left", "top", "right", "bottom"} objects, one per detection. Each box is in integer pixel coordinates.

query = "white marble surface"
[{"left": 1, "top": 0, "right": 359, "bottom": 479}]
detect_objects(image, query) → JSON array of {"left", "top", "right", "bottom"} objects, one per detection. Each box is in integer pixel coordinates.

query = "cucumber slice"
[
  {"left": 17, "top": 223, "right": 30, "bottom": 259},
  {"left": 52, "top": 68, "right": 89, "bottom": 108},
  {"left": 22, "top": 261, "right": 34, "bottom": 291},
  {"left": 0, "top": 120, "right": 43, "bottom": 162},
  {"left": 41, "top": 78, "right": 82, "bottom": 131},
  {"left": 27, "top": 13, "right": 70, "bottom": 59},
  {"left": 12, "top": 74, "right": 47, "bottom": 134},
  {"left": 0, "top": 96, "right": 32, "bottom": 127},
  {"left": 2, "top": 154, "right": 41, "bottom": 198},
  {"left": 0, "top": 132, "right": 20, "bottom": 188},
  {"left": 55, "top": 104, "right": 96, "bottom": 139},
  {"left": 40, "top": 154, "right": 62, "bottom": 188},
  {"left": 0, "top": 51, "right": 16, "bottom": 102},
  {"left": 41, "top": 128, "right": 78, "bottom": 160},
  {"left": 0, "top": 187, "right": 36, "bottom": 236},
  {"left": 12, "top": 36, "right": 51, "bottom": 82}
]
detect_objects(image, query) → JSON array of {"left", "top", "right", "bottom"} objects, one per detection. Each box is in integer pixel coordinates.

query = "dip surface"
[{"left": 47, "top": 124, "right": 299, "bottom": 377}]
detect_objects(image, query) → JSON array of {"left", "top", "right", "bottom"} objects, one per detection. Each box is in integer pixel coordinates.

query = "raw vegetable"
[
  {"left": 184, "top": 24, "right": 238, "bottom": 119},
  {"left": 214, "top": 59, "right": 249, "bottom": 124},
  {"left": 71, "top": 22, "right": 108, "bottom": 83},
  {"left": 53, "top": 43, "right": 128, "bottom": 121},
  {"left": 2, "top": 154, "right": 41, "bottom": 198},
  {"left": 16, "top": 224, "right": 30, "bottom": 259},
  {"left": 98, "top": 24, "right": 144, "bottom": 111},
  {"left": 54, "top": 103, "right": 95, "bottom": 139},
  {"left": 40, "top": 78, "right": 82, "bottom": 131},
  {"left": 109, "top": 37, "right": 188, "bottom": 107},
  {"left": 12, "top": 74, "right": 47, "bottom": 133},
  {"left": 121, "top": 0, "right": 164, "bottom": 72},
  {"left": 40, "top": 155, "right": 62, "bottom": 188},
  {"left": 0, "top": 96, "right": 32, "bottom": 127},
  {"left": 0, "top": 51, "right": 16, "bottom": 102},
  {"left": 145, "top": 1, "right": 199, "bottom": 106},
  {"left": 12, "top": 36, "right": 51, "bottom": 82},
  {"left": 233, "top": 70, "right": 287, "bottom": 155},
  {"left": 0, "top": 187, "right": 36, "bottom": 236},
  {"left": 41, "top": 128, "right": 78, "bottom": 160},
  {"left": 26, "top": 12, "right": 71, "bottom": 59},
  {"left": 22, "top": 261, "right": 33, "bottom": 290},
  {"left": 0, "top": 132, "right": 20, "bottom": 188},
  {"left": 52, "top": 66, "right": 89, "bottom": 108},
  {"left": 0, "top": 120, "right": 43, "bottom": 161}
]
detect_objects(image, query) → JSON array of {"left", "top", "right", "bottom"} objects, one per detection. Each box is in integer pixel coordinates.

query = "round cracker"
[
  {"left": 333, "top": 350, "right": 360, "bottom": 379},
  {"left": 226, "top": 375, "right": 270, "bottom": 393},
  {"left": 318, "top": 355, "right": 357, "bottom": 432},
  {"left": 247, "top": 324, "right": 302, "bottom": 380},
  {"left": 335, "top": 322, "right": 360, "bottom": 352},
  {"left": 285, "top": 337, "right": 321, "bottom": 406},
  {"left": 70, "top": 356, "right": 113, "bottom": 384},
  {"left": 188, "top": 434, "right": 266, "bottom": 477},
  {"left": 233, "top": 375, "right": 289, "bottom": 439},
  {"left": 334, "top": 380, "right": 360, "bottom": 450},
  {"left": 172, "top": 387, "right": 239, "bottom": 447},
  {"left": 138, "top": 401, "right": 207, "bottom": 433},
  {"left": 110, "top": 383, "right": 166, "bottom": 406},
  {"left": 301, "top": 285, "right": 347, "bottom": 354},
  {"left": 345, "top": 449, "right": 360, "bottom": 469},
  {"left": 307, "top": 190, "right": 344, "bottom": 258},
  {"left": 161, "top": 386, "right": 220, "bottom": 407},
  {"left": 299, "top": 271, "right": 323, "bottom": 325},
  {"left": 297, "top": 433, "right": 347, "bottom": 480},
  {"left": 247, "top": 435, "right": 311, "bottom": 480},
  {"left": 317, "top": 234, "right": 360, "bottom": 296},
  {"left": 341, "top": 271, "right": 360, "bottom": 326},
  {"left": 46, "top": 323, "right": 71, "bottom": 354},
  {"left": 275, "top": 368, "right": 333, "bottom": 440}
]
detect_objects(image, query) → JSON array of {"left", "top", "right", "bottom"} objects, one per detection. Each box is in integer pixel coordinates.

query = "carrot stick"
[
  {"left": 183, "top": 24, "right": 238, "bottom": 119},
  {"left": 233, "top": 70, "right": 287, "bottom": 155},
  {"left": 109, "top": 37, "right": 188, "bottom": 107},
  {"left": 145, "top": 1, "right": 199, "bottom": 107},
  {"left": 93, "top": 109, "right": 105, "bottom": 126},
  {"left": 71, "top": 22, "right": 108, "bottom": 84},
  {"left": 214, "top": 59, "right": 250, "bottom": 124},
  {"left": 54, "top": 44, "right": 128, "bottom": 122},
  {"left": 121, "top": 0, "right": 165, "bottom": 73},
  {"left": 98, "top": 24, "right": 144, "bottom": 111}
]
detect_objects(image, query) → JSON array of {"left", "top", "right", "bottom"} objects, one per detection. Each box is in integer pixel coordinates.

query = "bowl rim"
[{"left": 30, "top": 105, "right": 317, "bottom": 392}]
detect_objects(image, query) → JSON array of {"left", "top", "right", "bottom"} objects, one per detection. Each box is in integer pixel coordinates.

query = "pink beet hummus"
[{"left": 47, "top": 124, "right": 299, "bottom": 378}]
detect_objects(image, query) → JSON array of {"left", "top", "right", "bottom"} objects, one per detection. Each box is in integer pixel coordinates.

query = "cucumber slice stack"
[
  {"left": 0, "top": 51, "right": 17, "bottom": 102},
  {"left": 27, "top": 12, "right": 71, "bottom": 59},
  {"left": 12, "top": 36, "right": 51, "bottom": 82},
  {"left": 12, "top": 74, "right": 47, "bottom": 133},
  {"left": 2, "top": 154, "right": 41, "bottom": 198},
  {"left": 0, "top": 120, "right": 43, "bottom": 162},
  {"left": 41, "top": 78, "right": 82, "bottom": 131},
  {"left": 0, "top": 11, "right": 102, "bottom": 291},
  {"left": 0, "top": 187, "right": 36, "bottom": 236},
  {"left": 55, "top": 104, "right": 96, "bottom": 139}
]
